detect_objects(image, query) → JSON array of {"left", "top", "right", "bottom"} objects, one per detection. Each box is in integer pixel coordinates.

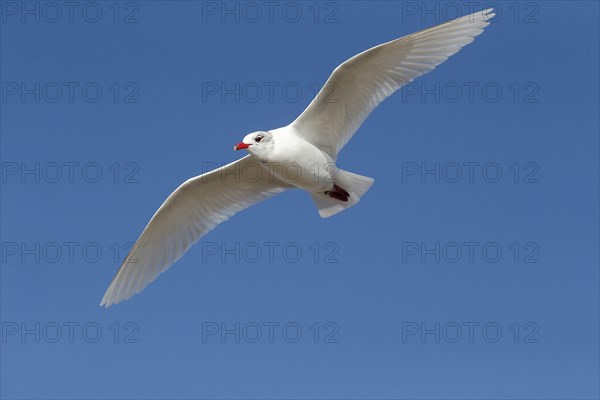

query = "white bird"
[{"left": 101, "top": 9, "right": 495, "bottom": 307}]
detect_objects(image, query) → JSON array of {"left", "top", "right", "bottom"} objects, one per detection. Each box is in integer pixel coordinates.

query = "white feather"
[
  {"left": 100, "top": 156, "right": 289, "bottom": 307},
  {"left": 291, "top": 9, "right": 495, "bottom": 159}
]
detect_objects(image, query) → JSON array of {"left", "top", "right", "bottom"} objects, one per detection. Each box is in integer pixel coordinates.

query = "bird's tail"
[{"left": 311, "top": 169, "right": 374, "bottom": 218}]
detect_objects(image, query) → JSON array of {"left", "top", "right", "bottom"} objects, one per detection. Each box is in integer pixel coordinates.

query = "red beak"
[{"left": 234, "top": 142, "right": 250, "bottom": 151}]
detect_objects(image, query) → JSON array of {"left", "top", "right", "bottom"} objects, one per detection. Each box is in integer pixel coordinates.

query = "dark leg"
[{"left": 325, "top": 184, "right": 350, "bottom": 202}]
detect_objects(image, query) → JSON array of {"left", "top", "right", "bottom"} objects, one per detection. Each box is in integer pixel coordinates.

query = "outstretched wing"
[
  {"left": 291, "top": 9, "right": 495, "bottom": 158},
  {"left": 101, "top": 155, "right": 290, "bottom": 307}
]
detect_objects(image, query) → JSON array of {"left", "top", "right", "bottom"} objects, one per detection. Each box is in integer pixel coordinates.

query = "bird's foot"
[{"left": 325, "top": 184, "right": 350, "bottom": 202}]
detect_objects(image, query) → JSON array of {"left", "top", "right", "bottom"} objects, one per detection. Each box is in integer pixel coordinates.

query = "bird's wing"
[
  {"left": 100, "top": 155, "right": 290, "bottom": 307},
  {"left": 290, "top": 8, "right": 495, "bottom": 159}
]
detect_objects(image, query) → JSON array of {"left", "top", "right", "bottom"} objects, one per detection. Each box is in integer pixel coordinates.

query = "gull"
[{"left": 101, "top": 9, "right": 495, "bottom": 307}]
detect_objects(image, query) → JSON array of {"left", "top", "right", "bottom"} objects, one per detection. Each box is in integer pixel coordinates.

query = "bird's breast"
[{"left": 264, "top": 137, "right": 334, "bottom": 192}]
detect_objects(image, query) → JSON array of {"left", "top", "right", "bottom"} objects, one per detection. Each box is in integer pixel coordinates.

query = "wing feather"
[
  {"left": 291, "top": 9, "right": 495, "bottom": 158},
  {"left": 100, "top": 155, "right": 289, "bottom": 307}
]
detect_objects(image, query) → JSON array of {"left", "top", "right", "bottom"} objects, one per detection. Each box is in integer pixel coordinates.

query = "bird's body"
[
  {"left": 101, "top": 9, "right": 496, "bottom": 307},
  {"left": 253, "top": 127, "right": 336, "bottom": 193}
]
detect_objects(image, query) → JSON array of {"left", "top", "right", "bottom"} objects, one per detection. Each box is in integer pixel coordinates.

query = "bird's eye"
[{"left": 255, "top": 135, "right": 263, "bottom": 143}]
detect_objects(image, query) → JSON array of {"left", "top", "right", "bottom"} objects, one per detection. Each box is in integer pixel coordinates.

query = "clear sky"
[{"left": 1, "top": 1, "right": 598, "bottom": 399}]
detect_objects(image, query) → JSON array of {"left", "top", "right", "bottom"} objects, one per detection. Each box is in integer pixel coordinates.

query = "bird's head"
[{"left": 234, "top": 131, "right": 274, "bottom": 159}]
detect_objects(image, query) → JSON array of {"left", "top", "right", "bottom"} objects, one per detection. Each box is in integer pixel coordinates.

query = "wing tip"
[
  {"left": 456, "top": 8, "right": 495, "bottom": 24},
  {"left": 99, "top": 292, "right": 126, "bottom": 308},
  {"left": 99, "top": 280, "right": 128, "bottom": 308},
  {"left": 481, "top": 8, "right": 496, "bottom": 22},
  {"left": 99, "top": 291, "right": 114, "bottom": 308}
]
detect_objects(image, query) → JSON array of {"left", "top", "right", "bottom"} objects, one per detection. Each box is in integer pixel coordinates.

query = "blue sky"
[{"left": 1, "top": 1, "right": 598, "bottom": 399}]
